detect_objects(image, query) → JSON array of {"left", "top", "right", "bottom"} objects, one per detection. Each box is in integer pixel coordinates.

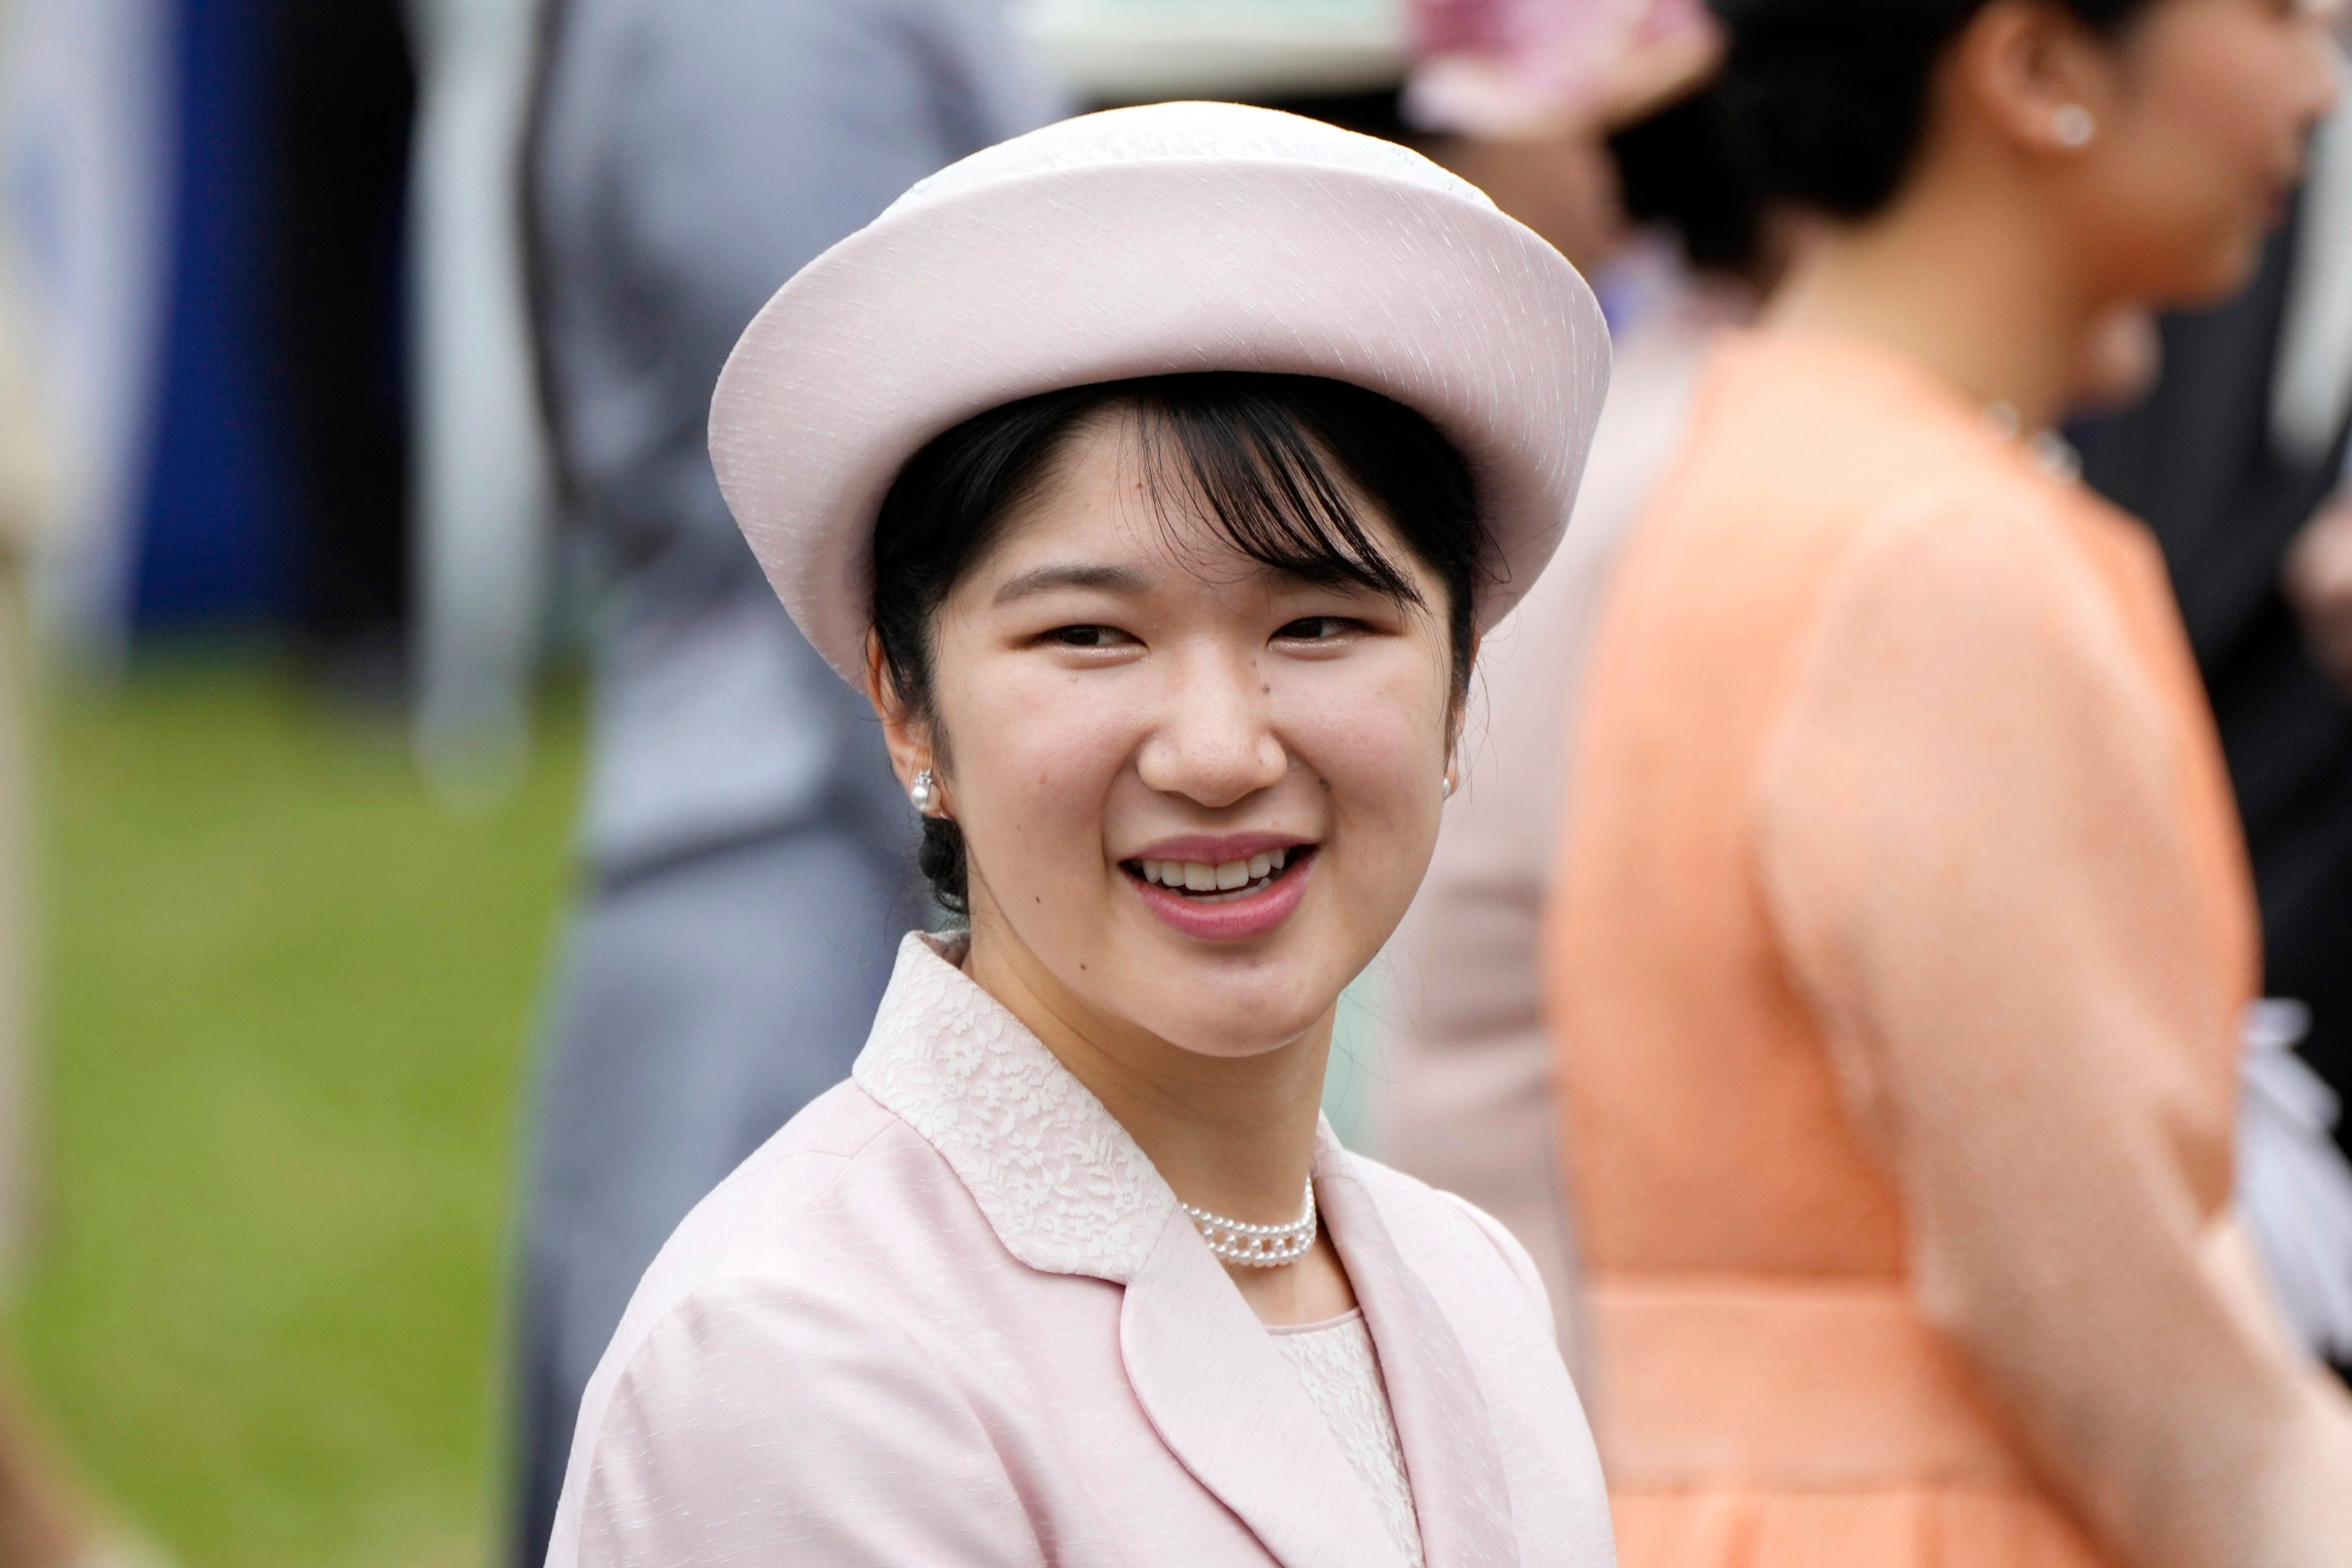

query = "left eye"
[
  {"left": 1276, "top": 617, "right": 1353, "bottom": 641},
  {"left": 1049, "top": 625, "right": 1133, "bottom": 648}
]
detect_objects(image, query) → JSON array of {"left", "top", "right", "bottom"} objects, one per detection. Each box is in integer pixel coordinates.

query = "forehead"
[{"left": 992, "top": 415, "right": 1192, "bottom": 565}]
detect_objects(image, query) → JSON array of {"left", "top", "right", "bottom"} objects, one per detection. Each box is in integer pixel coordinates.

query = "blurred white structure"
[
  {"left": 1015, "top": 0, "right": 1404, "bottom": 103},
  {"left": 2274, "top": 97, "right": 2352, "bottom": 467},
  {"left": 2239, "top": 999, "right": 2352, "bottom": 1364},
  {"left": 405, "top": 0, "right": 554, "bottom": 809},
  {"left": 0, "top": 0, "right": 175, "bottom": 673}
]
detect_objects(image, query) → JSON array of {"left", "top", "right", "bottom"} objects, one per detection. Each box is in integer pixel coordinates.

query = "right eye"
[{"left": 1046, "top": 625, "right": 1136, "bottom": 648}]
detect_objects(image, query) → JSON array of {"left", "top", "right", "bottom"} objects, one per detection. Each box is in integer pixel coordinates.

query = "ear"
[
  {"left": 1948, "top": 0, "right": 2121, "bottom": 158},
  {"left": 864, "top": 630, "right": 936, "bottom": 795}
]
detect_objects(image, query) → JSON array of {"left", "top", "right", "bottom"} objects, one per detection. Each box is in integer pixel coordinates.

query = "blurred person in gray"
[
  {"left": 2075, "top": 94, "right": 2352, "bottom": 1370},
  {"left": 517, "top": 3, "right": 1060, "bottom": 1560}
]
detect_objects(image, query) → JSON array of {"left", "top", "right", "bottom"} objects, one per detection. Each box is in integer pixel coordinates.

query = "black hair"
[
  {"left": 871, "top": 371, "right": 1482, "bottom": 915},
  {"left": 1607, "top": 85, "right": 1768, "bottom": 278},
  {"left": 1704, "top": 0, "right": 2158, "bottom": 219}
]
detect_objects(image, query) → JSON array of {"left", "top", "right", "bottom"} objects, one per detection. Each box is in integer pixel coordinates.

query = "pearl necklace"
[{"left": 1183, "top": 1180, "right": 1318, "bottom": 1267}]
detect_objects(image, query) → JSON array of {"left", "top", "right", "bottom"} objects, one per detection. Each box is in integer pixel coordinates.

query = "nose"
[{"left": 1135, "top": 643, "right": 1288, "bottom": 809}]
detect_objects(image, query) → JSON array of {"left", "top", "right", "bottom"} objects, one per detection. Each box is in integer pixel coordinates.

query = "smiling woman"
[{"left": 539, "top": 101, "right": 1617, "bottom": 1568}]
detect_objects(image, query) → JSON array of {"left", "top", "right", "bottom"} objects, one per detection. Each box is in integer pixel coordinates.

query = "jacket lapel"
[
  {"left": 856, "top": 936, "right": 1494, "bottom": 1566},
  {"left": 1316, "top": 1142, "right": 1520, "bottom": 1568},
  {"left": 1120, "top": 1208, "right": 1410, "bottom": 1568}
]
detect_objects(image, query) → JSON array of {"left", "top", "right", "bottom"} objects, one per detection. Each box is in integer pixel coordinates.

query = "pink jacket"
[{"left": 546, "top": 932, "right": 1616, "bottom": 1568}]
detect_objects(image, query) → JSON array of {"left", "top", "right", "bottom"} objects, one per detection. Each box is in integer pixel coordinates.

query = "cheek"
[
  {"left": 936, "top": 659, "right": 1137, "bottom": 873},
  {"left": 1280, "top": 650, "right": 1452, "bottom": 823},
  {"left": 2139, "top": 35, "right": 2300, "bottom": 205},
  {"left": 2101, "top": 103, "right": 2272, "bottom": 293}
]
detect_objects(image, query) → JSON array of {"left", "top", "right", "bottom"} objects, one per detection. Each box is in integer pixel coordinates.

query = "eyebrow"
[{"left": 991, "top": 562, "right": 1151, "bottom": 606}]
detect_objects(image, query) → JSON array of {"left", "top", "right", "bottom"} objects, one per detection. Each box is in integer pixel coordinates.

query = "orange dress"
[{"left": 1547, "top": 334, "right": 2352, "bottom": 1567}]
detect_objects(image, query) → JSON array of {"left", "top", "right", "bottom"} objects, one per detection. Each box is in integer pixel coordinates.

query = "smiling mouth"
[{"left": 1122, "top": 846, "right": 1312, "bottom": 902}]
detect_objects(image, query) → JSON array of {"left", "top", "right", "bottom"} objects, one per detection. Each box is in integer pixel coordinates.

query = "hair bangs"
[{"left": 1123, "top": 381, "right": 1429, "bottom": 616}]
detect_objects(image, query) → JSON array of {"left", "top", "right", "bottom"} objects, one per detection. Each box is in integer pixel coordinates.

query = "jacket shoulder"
[
  {"left": 628, "top": 1080, "right": 957, "bottom": 1310},
  {"left": 548, "top": 1222, "right": 1037, "bottom": 1566},
  {"left": 549, "top": 1085, "right": 1042, "bottom": 1558},
  {"left": 1335, "top": 1151, "right": 1555, "bottom": 1324}
]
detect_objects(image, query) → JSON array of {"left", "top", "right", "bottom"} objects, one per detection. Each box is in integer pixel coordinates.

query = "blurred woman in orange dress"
[
  {"left": 1548, "top": 0, "right": 2352, "bottom": 1563},
  {"left": 1373, "top": 0, "right": 1766, "bottom": 1342}
]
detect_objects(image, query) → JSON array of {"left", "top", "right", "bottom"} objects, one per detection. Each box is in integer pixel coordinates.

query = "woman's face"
[
  {"left": 916, "top": 413, "right": 1459, "bottom": 1060},
  {"left": 2083, "top": 0, "right": 2340, "bottom": 302}
]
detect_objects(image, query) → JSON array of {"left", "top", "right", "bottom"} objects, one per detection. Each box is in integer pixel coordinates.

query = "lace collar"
[{"left": 852, "top": 931, "right": 1180, "bottom": 1283}]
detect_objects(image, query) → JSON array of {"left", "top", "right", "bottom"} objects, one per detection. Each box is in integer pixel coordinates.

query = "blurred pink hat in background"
[{"left": 1406, "top": 0, "right": 1724, "bottom": 137}]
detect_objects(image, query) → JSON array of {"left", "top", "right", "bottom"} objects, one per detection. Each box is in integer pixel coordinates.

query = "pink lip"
[
  {"left": 1123, "top": 831, "right": 1311, "bottom": 864},
  {"left": 1125, "top": 846, "right": 1317, "bottom": 943}
]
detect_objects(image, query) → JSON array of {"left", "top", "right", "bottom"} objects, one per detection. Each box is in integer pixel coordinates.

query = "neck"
[
  {"left": 962, "top": 904, "right": 1331, "bottom": 1230},
  {"left": 1764, "top": 160, "right": 2104, "bottom": 431}
]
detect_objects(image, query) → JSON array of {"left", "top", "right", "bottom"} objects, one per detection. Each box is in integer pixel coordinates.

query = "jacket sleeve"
[
  {"left": 551, "top": 1275, "right": 1043, "bottom": 1568},
  {"left": 1752, "top": 495, "right": 2352, "bottom": 1568}
]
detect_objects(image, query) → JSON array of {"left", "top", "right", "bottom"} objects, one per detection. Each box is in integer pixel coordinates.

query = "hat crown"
[
  {"left": 712, "top": 103, "right": 1608, "bottom": 684},
  {"left": 885, "top": 99, "right": 1496, "bottom": 220}
]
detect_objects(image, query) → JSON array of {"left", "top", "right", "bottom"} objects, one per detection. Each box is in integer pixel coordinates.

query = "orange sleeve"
[{"left": 1754, "top": 494, "right": 2352, "bottom": 1568}]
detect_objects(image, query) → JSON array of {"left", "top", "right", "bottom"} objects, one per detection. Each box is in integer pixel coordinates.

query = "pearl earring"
[
  {"left": 1442, "top": 772, "right": 1455, "bottom": 801},
  {"left": 2052, "top": 104, "right": 2095, "bottom": 150},
  {"left": 909, "top": 769, "right": 938, "bottom": 815}
]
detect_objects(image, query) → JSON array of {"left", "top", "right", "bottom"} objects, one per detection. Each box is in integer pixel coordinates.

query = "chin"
[
  {"left": 1158, "top": 1023, "right": 1316, "bottom": 1061},
  {"left": 2156, "top": 225, "right": 2268, "bottom": 309},
  {"left": 1143, "top": 974, "right": 1337, "bottom": 1060}
]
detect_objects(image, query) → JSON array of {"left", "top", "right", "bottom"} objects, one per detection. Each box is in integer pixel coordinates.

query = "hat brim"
[{"left": 711, "top": 146, "right": 1610, "bottom": 683}]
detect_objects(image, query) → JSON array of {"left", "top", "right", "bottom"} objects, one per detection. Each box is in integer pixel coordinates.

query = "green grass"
[{"left": 8, "top": 657, "right": 582, "bottom": 1568}]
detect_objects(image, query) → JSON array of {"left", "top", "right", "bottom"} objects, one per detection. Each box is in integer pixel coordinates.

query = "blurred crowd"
[{"left": 0, "top": 0, "right": 2346, "bottom": 1563}]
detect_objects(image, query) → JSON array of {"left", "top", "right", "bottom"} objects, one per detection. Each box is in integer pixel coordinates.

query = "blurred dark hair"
[
  {"left": 1702, "top": 0, "right": 2157, "bottom": 219},
  {"left": 1608, "top": 85, "right": 1767, "bottom": 277},
  {"left": 872, "top": 372, "right": 1482, "bottom": 915}
]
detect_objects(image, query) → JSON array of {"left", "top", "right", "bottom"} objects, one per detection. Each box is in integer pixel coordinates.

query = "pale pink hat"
[{"left": 709, "top": 100, "right": 1611, "bottom": 683}]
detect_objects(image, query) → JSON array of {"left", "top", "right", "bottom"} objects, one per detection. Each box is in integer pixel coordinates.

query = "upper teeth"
[{"left": 1139, "top": 848, "right": 1288, "bottom": 891}]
